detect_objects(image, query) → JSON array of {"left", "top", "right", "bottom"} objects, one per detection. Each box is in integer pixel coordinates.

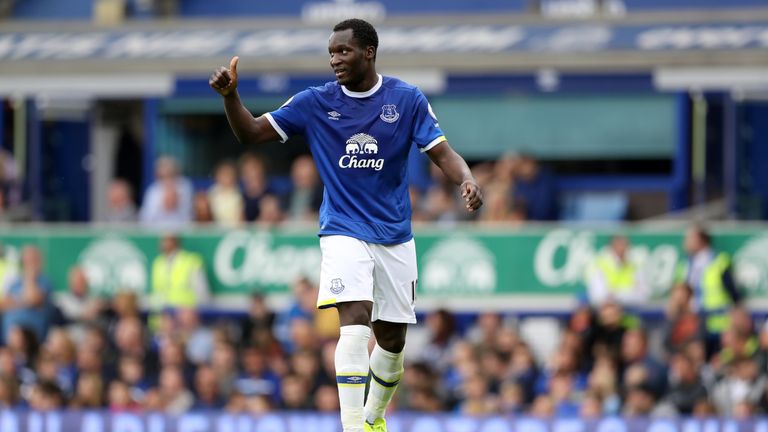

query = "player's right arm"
[{"left": 209, "top": 56, "right": 282, "bottom": 145}]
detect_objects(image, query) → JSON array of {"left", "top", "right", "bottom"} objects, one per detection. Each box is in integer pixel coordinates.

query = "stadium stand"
[{"left": 1, "top": 0, "right": 768, "bottom": 430}]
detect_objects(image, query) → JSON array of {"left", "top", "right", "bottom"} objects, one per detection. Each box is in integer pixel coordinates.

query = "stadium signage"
[
  {"left": 213, "top": 230, "right": 321, "bottom": 287},
  {"left": 0, "top": 228, "right": 766, "bottom": 301},
  {"left": 0, "top": 22, "right": 767, "bottom": 61},
  {"left": 0, "top": 411, "right": 766, "bottom": 432}
]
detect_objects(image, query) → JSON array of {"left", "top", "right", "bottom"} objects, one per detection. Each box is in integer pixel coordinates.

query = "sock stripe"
[
  {"left": 370, "top": 370, "right": 400, "bottom": 388},
  {"left": 336, "top": 374, "right": 368, "bottom": 386}
]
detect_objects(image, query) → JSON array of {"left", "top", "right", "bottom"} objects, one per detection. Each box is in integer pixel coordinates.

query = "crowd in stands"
[
  {"left": 0, "top": 223, "right": 761, "bottom": 418},
  {"left": 100, "top": 152, "right": 558, "bottom": 228}
]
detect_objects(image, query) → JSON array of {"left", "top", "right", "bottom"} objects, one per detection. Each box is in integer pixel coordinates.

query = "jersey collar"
[{"left": 341, "top": 74, "right": 382, "bottom": 98}]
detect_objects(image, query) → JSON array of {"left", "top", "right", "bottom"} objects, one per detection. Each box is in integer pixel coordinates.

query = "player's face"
[{"left": 328, "top": 29, "right": 372, "bottom": 88}]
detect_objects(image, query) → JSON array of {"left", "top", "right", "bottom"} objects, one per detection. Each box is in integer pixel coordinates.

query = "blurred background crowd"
[
  {"left": 1, "top": 0, "right": 768, "bottom": 424},
  {"left": 92, "top": 152, "right": 558, "bottom": 229},
  {"left": 0, "top": 222, "right": 758, "bottom": 418}
]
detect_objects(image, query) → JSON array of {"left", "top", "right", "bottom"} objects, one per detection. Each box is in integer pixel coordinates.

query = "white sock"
[
  {"left": 364, "top": 344, "right": 404, "bottom": 424},
  {"left": 336, "top": 325, "right": 371, "bottom": 432}
]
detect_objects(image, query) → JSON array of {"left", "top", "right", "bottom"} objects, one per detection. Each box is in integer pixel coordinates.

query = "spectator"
[
  {"left": 256, "top": 194, "right": 285, "bottom": 226},
  {"left": 580, "top": 390, "right": 603, "bottom": 418},
  {"left": 114, "top": 316, "right": 157, "bottom": 378},
  {"left": 69, "top": 372, "right": 105, "bottom": 409},
  {"left": 235, "top": 345, "right": 281, "bottom": 402},
  {"left": 508, "top": 343, "right": 539, "bottom": 404},
  {"left": 118, "top": 355, "right": 152, "bottom": 404},
  {"left": 28, "top": 379, "right": 65, "bottom": 411},
  {"left": 274, "top": 277, "right": 319, "bottom": 352},
  {"left": 548, "top": 371, "right": 580, "bottom": 416},
  {"left": 314, "top": 384, "right": 340, "bottom": 412},
  {"left": 755, "top": 321, "right": 768, "bottom": 373},
  {"left": 240, "top": 292, "right": 276, "bottom": 348},
  {"left": 586, "top": 302, "right": 627, "bottom": 363},
  {"left": 497, "top": 380, "right": 525, "bottom": 414},
  {"left": 282, "top": 155, "right": 323, "bottom": 223},
  {"left": 622, "top": 383, "right": 659, "bottom": 418},
  {"left": 678, "top": 225, "right": 742, "bottom": 354},
  {"left": 663, "top": 283, "right": 704, "bottom": 354},
  {"left": 465, "top": 312, "right": 503, "bottom": 352},
  {"left": 208, "top": 160, "right": 244, "bottom": 227},
  {"left": 511, "top": 154, "right": 558, "bottom": 221},
  {"left": 710, "top": 358, "right": 765, "bottom": 416},
  {"left": 620, "top": 328, "right": 667, "bottom": 398},
  {"left": 662, "top": 352, "right": 707, "bottom": 415},
  {"left": 0, "top": 245, "right": 55, "bottom": 344},
  {"left": 150, "top": 234, "right": 209, "bottom": 312},
  {"left": 57, "top": 266, "right": 106, "bottom": 337},
  {"left": 175, "top": 308, "right": 214, "bottom": 366},
  {"left": 239, "top": 153, "right": 271, "bottom": 222},
  {"left": 290, "top": 349, "right": 324, "bottom": 392},
  {"left": 584, "top": 235, "right": 649, "bottom": 308},
  {"left": 278, "top": 373, "right": 312, "bottom": 410},
  {"left": 193, "top": 191, "right": 214, "bottom": 224},
  {"left": 192, "top": 365, "right": 226, "bottom": 410},
  {"left": 139, "top": 156, "right": 193, "bottom": 227},
  {"left": 458, "top": 372, "right": 496, "bottom": 416},
  {"left": 416, "top": 309, "right": 459, "bottom": 375},
  {"left": 0, "top": 375, "right": 21, "bottom": 408},
  {"left": 43, "top": 327, "right": 78, "bottom": 395},
  {"left": 157, "top": 366, "right": 194, "bottom": 414},
  {"left": 105, "top": 179, "right": 137, "bottom": 224},
  {"left": 529, "top": 394, "right": 555, "bottom": 417},
  {"left": 423, "top": 166, "right": 462, "bottom": 225},
  {"left": 211, "top": 342, "right": 238, "bottom": 396},
  {"left": 585, "top": 355, "right": 620, "bottom": 415},
  {"left": 108, "top": 379, "right": 139, "bottom": 412},
  {"left": 158, "top": 337, "right": 194, "bottom": 384}
]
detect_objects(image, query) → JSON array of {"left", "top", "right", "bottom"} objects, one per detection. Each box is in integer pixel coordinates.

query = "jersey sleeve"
[
  {"left": 264, "top": 89, "right": 313, "bottom": 143},
  {"left": 412, "top": 90, "right": 447, "bottom": 153}
]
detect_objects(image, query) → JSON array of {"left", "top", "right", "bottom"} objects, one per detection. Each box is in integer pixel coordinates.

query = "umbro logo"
[{"left": 328, "top": 111, "right": 341, "bottom": 120}]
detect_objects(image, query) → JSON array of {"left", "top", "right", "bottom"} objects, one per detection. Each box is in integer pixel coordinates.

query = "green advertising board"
[{"left": 0, "top": 226, "right": 767, "bottom": 304}]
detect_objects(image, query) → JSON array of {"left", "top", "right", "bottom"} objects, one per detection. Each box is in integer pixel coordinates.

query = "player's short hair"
[{"left": 333, "top": 19, "right": 379, "bottom": 56}]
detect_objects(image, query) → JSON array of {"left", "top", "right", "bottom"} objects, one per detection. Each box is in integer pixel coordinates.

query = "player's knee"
[
  {"left": 377, "top": 333, "right": 405, "bottom": 353},
  {"left": 373, "top": 323, "right": 407, "bottom": 353},
  {"left": 337, "top": 301, "right": 372, "bottom": 326}
]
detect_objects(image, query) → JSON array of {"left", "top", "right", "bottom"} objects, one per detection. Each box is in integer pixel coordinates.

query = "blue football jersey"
[{"left": 265, "top": 74, "right": 446, "bottom": 245}]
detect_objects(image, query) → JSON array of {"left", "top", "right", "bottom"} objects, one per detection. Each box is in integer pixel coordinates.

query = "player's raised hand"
[
  {"left": 209, "top": 56, "right": 239, "bottom": 97},
  {"left": 461, "top": 180, "right": 483, "bottom": 212}
]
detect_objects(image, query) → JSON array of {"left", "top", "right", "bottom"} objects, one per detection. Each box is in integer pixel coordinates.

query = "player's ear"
[{"left": 366, "top": 46, "right": 376, "bottom": 61}]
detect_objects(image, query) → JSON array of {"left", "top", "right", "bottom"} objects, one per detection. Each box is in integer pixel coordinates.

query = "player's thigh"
[
  {"left": 371, "top": 239, "right": 418, "bottom": 324},
  {"left": 317, "top": 235, "right": 375, "bottom": 309}
]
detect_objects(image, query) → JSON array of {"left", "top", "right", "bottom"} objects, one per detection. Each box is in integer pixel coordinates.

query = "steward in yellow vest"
[
  {"left": 679, "top": 227, "right": 742, "bottom": 335},
  {"left": 151, "top": 234, "right": 209, "bottom": 310},
  {"left": 584, "top": 235, "right": 649, "bottom": 308}
]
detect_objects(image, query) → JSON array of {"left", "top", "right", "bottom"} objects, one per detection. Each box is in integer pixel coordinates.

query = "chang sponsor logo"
[{"left": 338, "top": 132, "right": 384, "bottom": 171}]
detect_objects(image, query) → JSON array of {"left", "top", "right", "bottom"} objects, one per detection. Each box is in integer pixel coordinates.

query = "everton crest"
[
  {"left": 330, "top": 278, "right": 345, "bottom": 294},
  {"left": 380, "top": 104, "right": 399, "bottom": 123}
]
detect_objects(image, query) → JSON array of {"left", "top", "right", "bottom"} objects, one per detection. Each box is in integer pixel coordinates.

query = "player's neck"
[{"left": 346, "top": 71, "right": 379, "bottom": 93}]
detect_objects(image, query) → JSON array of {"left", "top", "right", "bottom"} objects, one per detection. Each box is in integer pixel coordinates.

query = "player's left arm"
[{"left": 426, "top": 142, "right": 483, "bottom": 212}]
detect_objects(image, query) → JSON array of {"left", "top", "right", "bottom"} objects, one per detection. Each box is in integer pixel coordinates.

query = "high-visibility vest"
[
  {"left": 594, "top": 253, "right": 637, "bottom": 294},
  {"left": 678, "top": 252, "right": 734, "bottom": 333},
  {"left": 151, "top": 250, "right": 203, "bottom": 308}
]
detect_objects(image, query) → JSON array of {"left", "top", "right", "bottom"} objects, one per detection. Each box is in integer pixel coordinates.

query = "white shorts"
[{"left": 317, "top": 235, "right": 418, "bottom": 324}]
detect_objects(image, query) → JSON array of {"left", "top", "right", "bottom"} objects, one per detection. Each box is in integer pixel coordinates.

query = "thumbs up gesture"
[{"left": 209, "top": 56, "right": 239, "bottom": 97}]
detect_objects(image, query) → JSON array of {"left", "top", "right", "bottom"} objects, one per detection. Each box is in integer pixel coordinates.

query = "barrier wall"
[
  {"left": 0, "top": 411, "right": 765, "bottom": 432},
  {"left": 0, "top": 226, "right": 766, "bottom": 305}
]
